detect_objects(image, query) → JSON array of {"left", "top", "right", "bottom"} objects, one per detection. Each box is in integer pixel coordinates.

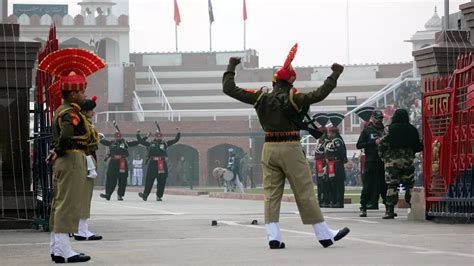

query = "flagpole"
[
  {"left": 244, "top": 21, "right": 246, "bottom": 51},
  {"left": 210, "top": 22, "right": 212, "bottom": 52},
  {"left": 175, "top": 24, "right": 178, "bottom": 52}
]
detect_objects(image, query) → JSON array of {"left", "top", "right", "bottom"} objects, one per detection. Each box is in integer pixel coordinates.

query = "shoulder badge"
[
  {"left": 70, "top": 113, "right": 80, "bottom": 127},
  {"left": 244, "top": 88, "right": 257, "bottom": 94},
  {"left": 291, "top": 87, "right": 300, "bottom": 94}
]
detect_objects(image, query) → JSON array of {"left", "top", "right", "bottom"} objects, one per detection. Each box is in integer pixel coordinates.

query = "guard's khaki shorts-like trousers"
[{"left": 261, "top": 142, "right": 324, "bottom": 224}]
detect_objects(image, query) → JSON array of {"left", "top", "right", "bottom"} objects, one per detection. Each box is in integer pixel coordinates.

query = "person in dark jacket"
[
  {"left": 378, "top": 109, "right": 422, "bottom": 219},
  {"left": 324, "top": 127, "right": 347, "bottom": 208},
  {"left": 356, "top": 110, "right": 387, "bottom": 217},
  {"left": 137, "top": 128, "right": 181, "bottom": 201}
]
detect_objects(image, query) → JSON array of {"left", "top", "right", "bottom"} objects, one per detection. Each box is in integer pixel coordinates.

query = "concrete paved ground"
[{"left": 0, "top": 190, "right": 473, "bottom": 265}]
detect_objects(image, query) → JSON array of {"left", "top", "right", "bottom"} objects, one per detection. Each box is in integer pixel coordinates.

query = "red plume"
[
  {"left": 283, "top": 43, "right": 298, "bottom": 70},
  {"left": 275, "top": 43, "right": 298, "bottom": 81},
  {"left": 91, "top": 95, "right": 98, "bottom": 102}
]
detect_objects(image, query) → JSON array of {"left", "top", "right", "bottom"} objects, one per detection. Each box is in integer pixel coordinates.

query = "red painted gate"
[{"left": 423, "top": 54, "right": 473, "bottom": 219}]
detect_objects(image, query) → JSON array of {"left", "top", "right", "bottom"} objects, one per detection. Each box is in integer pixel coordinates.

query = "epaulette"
[
  {"left": 57, "top": 107, "right": 81, "bottom": 127},
  {"left": 253, "top": 90, "right": 266, "bottom": 108},
  {"left": 71, "top": 103, "right": 81, "bottom": 112},
  {"left": 289, "top": 88, "right": 301, "bottom": 112},
  {"left": 333, "top": 138, "right": 343, "bottom": 147}
]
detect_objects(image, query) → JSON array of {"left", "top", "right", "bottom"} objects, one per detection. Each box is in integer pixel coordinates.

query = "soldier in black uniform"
[
  {"left": 223, "top": 44, "right": 349, "bottom": 250},
  {"left": 100, "top": 131, "right": 138, "bottom": 201},
  {"left": 356, "top": 109, "right": 387, "bottom": 217},
  {"left": 137, "top": 127, "right": 181, "bottom": 201},
  {"left": 314, "top": 131, "right": 328, "bottom": 206},
  {"left": 324, "top": 114, "right": 347, "bottom": 208},
  {"left": 312, "top": 113, "right": 330, "bottom": 207}
]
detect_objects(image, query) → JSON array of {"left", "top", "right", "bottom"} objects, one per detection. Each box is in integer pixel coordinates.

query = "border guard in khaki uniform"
[
  {"left": 39, "top": 48, "right": 105, "bottom": 263},
  {"left": 222, "top": 43, "right": 350, "bottom": 249},
  {"left": 73, "top": 96, "right": 103, "bottom": 241}
]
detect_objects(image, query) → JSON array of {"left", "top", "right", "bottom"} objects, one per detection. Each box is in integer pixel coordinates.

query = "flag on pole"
[
  {"left": 208, "top": 0, "right": 214, "bottom": 24},
  {"left": 243, "top": 0, "right": 247, "bottom": 21},
  {"left": 174, "top": 0, "right": 181, "bottom": 26}
]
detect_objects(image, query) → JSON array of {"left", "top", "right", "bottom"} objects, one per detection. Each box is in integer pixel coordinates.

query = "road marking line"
[
  {"left": 94, "top": 201, "right": 184, "bottom": 215},
  {"left": 0, "top": 235, "right": 311, "bottom": 247},
  {"left": 219, "top": 221, "right": 474, "bottom": 259}
]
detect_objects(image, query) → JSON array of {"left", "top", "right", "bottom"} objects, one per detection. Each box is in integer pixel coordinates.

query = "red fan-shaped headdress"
[
  {"left": 38, "top": 48, "right": 106, "bottom": 92},
  {"left": 275, "top": 43, "right": 298, "bottom": 82}
]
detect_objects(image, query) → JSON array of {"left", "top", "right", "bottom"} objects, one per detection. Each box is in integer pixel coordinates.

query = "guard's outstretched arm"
[
  {"left": 167, "top": 131, "right": 181, "bottom": 147},
  {"left": 292, "top": 63, "right": 344, "bottom": 109},
  {"left": 223, "top": 57, "right": 261, "bottom": 105},
  {"left": 100, "top": 138, "right": 112, "bottom": 146},
  {"left": 136, "top": 132, "right": 151, "bottom": 147}
]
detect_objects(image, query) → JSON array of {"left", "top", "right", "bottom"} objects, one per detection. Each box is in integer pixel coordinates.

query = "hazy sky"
[{"left": 9, "top": 0, "right": 466, "bottom": 67}]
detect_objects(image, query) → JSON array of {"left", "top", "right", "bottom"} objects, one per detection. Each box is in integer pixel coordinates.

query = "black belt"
[{"left": 265, "top": 131, "right": 300, "bottom": 143}]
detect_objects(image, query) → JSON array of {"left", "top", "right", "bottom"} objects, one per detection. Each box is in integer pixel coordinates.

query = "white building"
[
  {"left": 8, "top": 0, "right": 131, "bottom": 109},
  {"left": 405, "top": 7, "right": 442, "bottom": 77}
]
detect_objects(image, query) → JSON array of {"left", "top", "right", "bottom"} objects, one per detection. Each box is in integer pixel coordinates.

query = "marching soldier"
[
  {"left": 40, "top": 48, "right": 105, "bottom": 263},
  {"left": 100, "top": 126, "right": 139, "bottom": 201},
  {"left": 356, "top": 108, "right": 387, "bottom": 217},
  {"left": 74, "top": 96, "right": 103, "bottom": 241},
  {"left": 137, "top": 125, "right": 181, "bottom": 201},
  {"left": 378, "top": 108, "right": 422, "bottom": 219},
  {"left": 312, "top": 113, "right": 330, "bottom": 207},
  {"left": 222, "top": 44, "right": 349, "bottom": 249},
  {"left": 324, "top": 114, "right": 348, "bottom": 208},
  {"left": 314, "top": 131, "right": 329, "bottom": 206}
]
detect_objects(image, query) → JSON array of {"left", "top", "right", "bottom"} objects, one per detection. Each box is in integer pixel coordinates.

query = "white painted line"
[
  {"left": 94, "top": 201, "right": 184, "bottom": 216},
  {"left": 0, "top": 235, "right": 310, "bottom": 248},
  {"left": 219, "top": 221, "right": 474, "bottom": 259},
  {"left": 288, "top": 212, "right": 381, "bottom": 223}
]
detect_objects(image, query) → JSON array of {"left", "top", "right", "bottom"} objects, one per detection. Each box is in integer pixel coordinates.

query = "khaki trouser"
[
  {"left": 80, "top": 178, "right": 94, "bottom": 219},
  {"left": 262, "top": 142, "right": 324, "bottom": 224},
  {"left": 50, "top": 151, "right": 87, "bottom": 233}
]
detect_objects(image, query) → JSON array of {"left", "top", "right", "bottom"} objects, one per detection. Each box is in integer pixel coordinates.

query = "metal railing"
[
  {"left": 94, "top": 105, "right": 360, "bottom": 123},
  {"left": 132, "top": 91, "right": 145, "bottom": 122},
  {"left": 345, "top": 68, "right": 417, "bottom": 117},
  {"left": 344, "top": 68, "right": 420, "bottom": 132},
  {"left": 95, "top": 109, "right": 256, "bottom": 122},
  {"left": 148, "top": 66, "right": 174, "bottom": 120}
]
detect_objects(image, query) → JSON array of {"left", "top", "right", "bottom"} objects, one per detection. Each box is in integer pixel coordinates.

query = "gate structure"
[
  {"left": 31, "top": 24, "right": 59, "bottom": 231},
  {"left": 423, "top": 54, "right": 474, "bottom": 220}
]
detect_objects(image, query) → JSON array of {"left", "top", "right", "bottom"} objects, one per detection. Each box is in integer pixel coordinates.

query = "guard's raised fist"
[
  {"left": 331, "top": 63, "right": 344, "bottom": 74},
  {"left": 136, "top": 129, "right": 141, "bottom": 134},
  {"left": 229, "top": 57, "right": 242, "bottom": 66},
  {"left": 176, "top": 127, "right": 180, "bottom": 131}
]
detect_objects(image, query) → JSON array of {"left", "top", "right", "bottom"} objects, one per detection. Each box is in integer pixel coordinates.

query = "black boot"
[
  {"left": 382, "top": 205, "right": 395, "bottom": 219},
  {"left": 319, "top": 227, "right": 350, "bottom": 248},
  {"left": 99, "top": 193, "right": 110, "bottom": 201},
  {"left": 138, "top": 192, "right": 147, "bottom": 201},
  {"left": 359, "top": 207, "right": 367, "bottom": 217},
  {"left": 117, "top": 195, "right": 124, "bottom": 201},
  {"left": 269, "top": 240, "right": 285, "bottom": 249}
]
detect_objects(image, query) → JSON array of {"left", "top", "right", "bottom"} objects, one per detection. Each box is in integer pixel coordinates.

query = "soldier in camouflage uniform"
[
  {"left": 378, "top": 109, "right": 422, "bottom": 219},
  {"left": 222, "top": 43, "right": 349, "bottom": 250}
]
